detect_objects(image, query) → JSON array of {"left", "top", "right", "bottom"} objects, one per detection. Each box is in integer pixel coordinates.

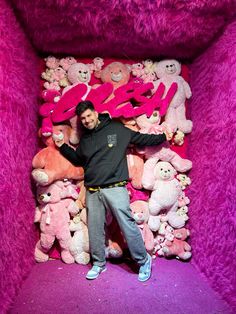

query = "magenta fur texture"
[
  {"left": 0, "top": 1, "right": 40, "bottom": 312},
  {"left": 188, "top": 20, "right": 236, "bottom": 310},
  {"left": 10, "top": 0, "right": 236, "bottom": 59},
  {"left": 1, "top": 0, "right": 236, "bottom": 312}
]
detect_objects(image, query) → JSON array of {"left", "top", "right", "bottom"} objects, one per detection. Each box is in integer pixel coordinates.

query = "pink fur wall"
[
  {"left": 10, "top": 0, "right": 235, "bottom": 59},
  {"left": 0, "top": 1, "right": 40, "bottom": 312},
  {"left": 1, "top": 0, "right": 236, "bottom": 312},
  {"left": 188, "top": 20, "right": 236, "bottom": 309}
]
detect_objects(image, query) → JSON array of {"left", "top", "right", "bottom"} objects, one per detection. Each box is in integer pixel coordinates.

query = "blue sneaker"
[
  {"left": 86, "top": 265, "right": 107, "bottom": 280},
  {"left": 138, "top": 254, "right": 152, "bottom": 282}
]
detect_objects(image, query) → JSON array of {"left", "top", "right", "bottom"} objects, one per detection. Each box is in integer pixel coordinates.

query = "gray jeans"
[{"left": 86, "top": 186, "right": 148, "bottom": 267}]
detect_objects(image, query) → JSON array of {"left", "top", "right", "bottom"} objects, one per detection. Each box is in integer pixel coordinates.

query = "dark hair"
[{"left": 76, "top": 100, "right": 95, "bottom": 116}]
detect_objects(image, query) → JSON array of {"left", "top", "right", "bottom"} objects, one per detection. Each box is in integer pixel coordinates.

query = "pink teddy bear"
[
  {"left": 58, "top": 62, "right": 92, "bottom": 144},
  {"left": 162, "top": 227, "right": 192, "bottom": 260},
  {"left": 39, "top": 89, "right": 61, "bottom": 137},
  {"left": 87, "top": 57, "right": 104, "bottom": 72},
  {"left": 59, "top": 56, "right": 77, "bottom": 71},
  {"left": 44, "top": 56, "right": 60, "bottom": 69},
  {"left": 130, "top": 200, "right": 154, "bottom": 255},
  {"left": 147, "top": 161, "right": 184, "bottom": 231},
  {"left": 34, "top": 180, "right": 80, "bottom": 264}
]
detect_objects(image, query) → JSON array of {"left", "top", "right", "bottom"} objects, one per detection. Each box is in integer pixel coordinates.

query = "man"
[{"left": 54, "top": 100, "right": 171, "bottom": 281}]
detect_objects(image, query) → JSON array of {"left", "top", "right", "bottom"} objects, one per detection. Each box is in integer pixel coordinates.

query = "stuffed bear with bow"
[{"left": 34, "top": 180, "right": 80, "bottom": 263}]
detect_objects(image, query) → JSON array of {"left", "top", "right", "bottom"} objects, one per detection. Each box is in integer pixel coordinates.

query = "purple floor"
[{"left": 9, "top": 258, "right": 232, "bottom": 314}]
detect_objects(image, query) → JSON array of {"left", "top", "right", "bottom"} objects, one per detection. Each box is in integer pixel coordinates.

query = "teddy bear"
[
  {"left": 44, "top": 56, "right": 60, "bottom": 69},
  {"left": 126, "top": 182, "right": 149, "bottom": 203},
  {"left": 153, "top": 59, "right": 193, "bottom": 134},
  {"left": 157, "top": 191, "right": 190, "bottom": 228},
  {"left": 156, "top": 194, "right": 190, "bottom": 230},
  {"left": 39, "top": 89, "right": 61, "bottom": 137},
  {"left": 146, "top": 161, "right": 184, "bottom": 228},
  {"left": 176, "top": 206, "right": 189, "bottom": 223},
  {"left": 177, "top": 174, "right": 191, "bottom": 190},
  {"left": 50, "top": 67, "right": 69, "bottom": 87},
  {"left": 131, "top": 60, "right": 156, "bottom": 83},
  {"left": 142, "top": 59, "right": 157, "bottom": 75},
  {"left": 136, "top": 111, "right": 192, "bottom": 179},
  {"left": 178, "top": 191, "right": 190, "bottom": 207},
  {"left": 152, "top": 222, "right": 175, "bottom": 257},
  {"left": 41, "top": 68, "right": 55, "bottom": 82},
  {"left": 162, "top": 227, "right": 192, "bottom": 260},
  {"left": 130, "top": 200, "right": 154, "bottom": 255},
  {"left": 64, "top": 62, "right": 92, "bottom": 95},
  {"left": 69, "top": 208, "right": 90, "bottom": 264},
  {"left": 153, "top": 235, "right": 165, "bottom": 257},
  {"left": 87, "top": 57, "right": 104, "bottom": 73},
  {"left": 53, "top": 62, "right": 93, "bottom": 144},
  {"left": 43, "top": 81, "right": 61, "bottom": 91},
  {"left": 94, "top": 61, "right": 131, "bottom": 104},
  {"left": 59, "top": 56, "right": 77, "bottom": 71},
  {"left": 34, "top": 180, "right": 80, "bottom": 263},
  {"left": 172, "top": 130, "right": 185, "bottom": 146},
  {"left": 31, "top": 125, "right": 84, "bottom": 186},
  {"left": 104, "top": 210, "right": 125, "bottom": 259},
  {"left": 126, "top": 148, "right": 144, "bottom": 189}
]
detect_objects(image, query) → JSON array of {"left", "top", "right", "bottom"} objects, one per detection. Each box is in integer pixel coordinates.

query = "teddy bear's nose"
[
  {"left": 153, "top": 112, "right": 157, "bottom": 117},
  {"left": 39, "top": 195, "right": 44, "bottom": 200}
]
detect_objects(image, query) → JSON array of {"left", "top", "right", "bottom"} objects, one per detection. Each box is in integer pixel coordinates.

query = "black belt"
[{"left": 87, "top": 181, "right": 127, "bottom": 192}]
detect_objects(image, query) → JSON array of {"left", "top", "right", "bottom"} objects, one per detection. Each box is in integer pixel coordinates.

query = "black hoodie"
[{"left": 60, "top": 114, "right": 166, "bottom": 187}]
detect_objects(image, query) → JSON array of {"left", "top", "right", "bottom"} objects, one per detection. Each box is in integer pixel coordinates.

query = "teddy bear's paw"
[
  {"left": 35, "top": 246, "right": 49, "bottom": 263},
  {"left": 178, "top": 120, "right": 193, "bottom": 134},
  {"left": 105, "top": 246, "right": 123, "bottom": 259},
  {"left": 180, "top": 252, "right": 192, "bottom": 260},
  {"left": 69, "top": 132, "right": 80, "bottom": 145},
  {"left": 61, "top": 250, "right": 75, "bottom": 264},
  {"left": 75, "top": 252, "right": 90, "bottom": 265},
  {"left": 42, "top": 131, "right": 52, "bottom": 137},
  {"left": 171, "top": 158, "right": 193, "bottom": 172},
  {"left": 32, "top": 169, "right": 49, "bottom": 185},
  {"left": 167, "top": 213, "right": 186, "bottom": 229}
]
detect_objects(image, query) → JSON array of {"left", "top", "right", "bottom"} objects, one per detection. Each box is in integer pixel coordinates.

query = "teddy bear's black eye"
[
  {"left": 168, "top": 170, "right": 170, "bottom": 172},
  {"left": 47, "top": 193, "right": 51, "bottom": 196},
  {"left": 160, "top": 168, "right": 163, "bottom": 171},
  {"left": 166, "top": 65, "right": 169, "bottom": 68},
  {"left": 79, "top": 70, "right": 82, "bottom": 73},
  {"left": 84, "top": 71, "right": 88, "bottom": 74}
]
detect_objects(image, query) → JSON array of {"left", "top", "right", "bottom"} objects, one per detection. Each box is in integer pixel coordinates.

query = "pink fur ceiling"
[{"left": 10, "top": 0, "right": 236, "bottom": 59}]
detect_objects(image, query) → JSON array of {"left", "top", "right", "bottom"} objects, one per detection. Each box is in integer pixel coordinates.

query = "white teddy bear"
[
  {"left": 148, "top": 161, "right": 184, "bottom": 230},
  {"left": 153, "top": 59, "right": 193, "bottom": 134},
  {"left": 69, "top": 208, "right": 90, "bottom": 265}
]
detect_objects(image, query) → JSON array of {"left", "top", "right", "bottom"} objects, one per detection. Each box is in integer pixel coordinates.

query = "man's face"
[{"left": 79, "top": 109, "right": 99, "bottom": 130}]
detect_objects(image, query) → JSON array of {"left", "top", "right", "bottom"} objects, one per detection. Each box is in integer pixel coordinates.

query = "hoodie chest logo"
[{"left": 107, "top": 134, "right": 117, "bottom": 147}]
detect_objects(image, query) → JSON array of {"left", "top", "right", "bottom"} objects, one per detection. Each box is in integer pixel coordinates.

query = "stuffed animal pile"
[{"left": 33, "top": 56, "right": 193, "bottom": 264}]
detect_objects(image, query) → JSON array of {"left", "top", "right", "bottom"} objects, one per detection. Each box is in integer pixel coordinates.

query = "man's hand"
[{"left": 52, "top": 132, "right": 65, "bottom": 147}]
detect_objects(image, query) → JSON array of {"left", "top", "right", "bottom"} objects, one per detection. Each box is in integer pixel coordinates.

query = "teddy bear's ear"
[
  {"left": 173, "top": 167, "right": 177, "bottom": 176},
  {"left": 125, "top": 64, "right": 132, "bottom": 73}
]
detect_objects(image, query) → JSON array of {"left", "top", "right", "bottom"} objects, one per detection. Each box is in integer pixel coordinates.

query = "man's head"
[{"left": 76, "top": 101, "right": 99, "bottom": 130}]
